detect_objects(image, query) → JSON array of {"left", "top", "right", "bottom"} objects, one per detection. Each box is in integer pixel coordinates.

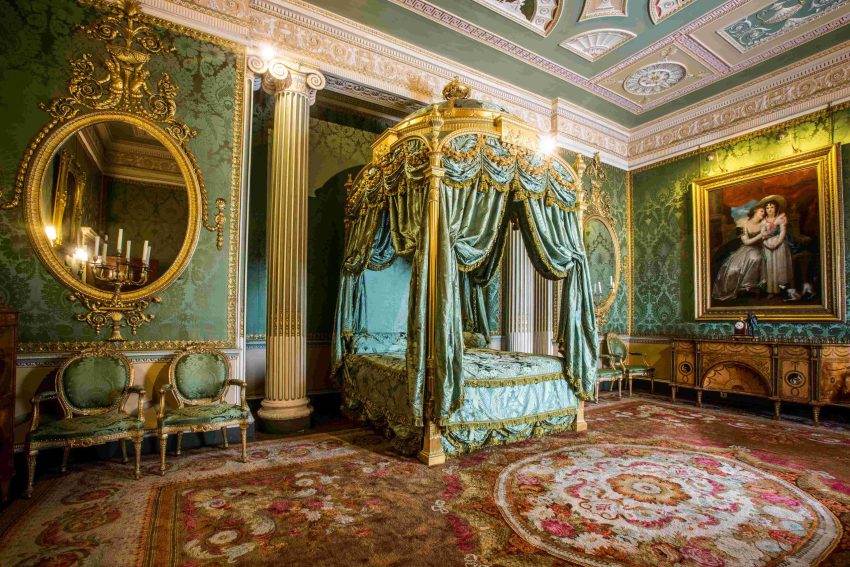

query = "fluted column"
[
  {"left": 505, "top": 227, "right": 534, "bottom": 353},
  {"left": 533, "top": 273, "right": 555, "bottom": 355},
  {"left": 248, "top": 56, "right": 325, "bottom": 432}
]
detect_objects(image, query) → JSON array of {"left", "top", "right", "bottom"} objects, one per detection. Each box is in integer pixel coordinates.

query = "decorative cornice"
[
  {"left": 16, "top": 348, "right": 242, "bottom": 367},
  {"left": 627, "top": 43, "right": 850, "bottom": 168},
  {"left": 136, "top": 0, "right": 850, "bottom": 170}
]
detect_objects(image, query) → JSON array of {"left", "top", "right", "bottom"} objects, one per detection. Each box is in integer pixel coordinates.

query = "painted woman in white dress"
[
  {"left": 760, "top": 195, "right": 793, "bottom": 296},
  {"left": 712, "top": 205, "right": 767, "bottom": 302}
]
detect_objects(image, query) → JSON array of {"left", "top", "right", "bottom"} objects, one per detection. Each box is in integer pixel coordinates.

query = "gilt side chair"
[
  {"left": 605, "top": 332, "right": 656, "bottom": 397},
  {"left": 25, "top": 346, "right": 144, "bottom": 498},
  {"left": 157, "top": 345, "right": 249, "bottom": 475}
]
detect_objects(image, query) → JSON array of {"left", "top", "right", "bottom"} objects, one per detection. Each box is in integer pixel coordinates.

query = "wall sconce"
[
  {"left": 777, "top": 130, "right": 787, "bottom": 141},
  {"left": 706, "top": 152, "right": 716, "bottom": 161}
]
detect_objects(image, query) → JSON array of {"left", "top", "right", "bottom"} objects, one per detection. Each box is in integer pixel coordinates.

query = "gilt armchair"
[
  {"left": 25, "top": 346, "right": 145, "bottom": 498},
  {"left": 157, "top": 345, "right": 249, "bottom": 475},
  {"left": 605, "top": 333, "right": 656, "bottom": 397}
]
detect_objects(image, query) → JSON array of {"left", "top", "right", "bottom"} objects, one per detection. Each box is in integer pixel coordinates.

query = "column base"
[{"left": 258, "top": 398, "right": 313, "bottom": 434}]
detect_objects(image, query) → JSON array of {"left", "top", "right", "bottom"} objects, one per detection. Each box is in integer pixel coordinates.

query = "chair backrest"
[
  {"left": 169, "top": 345, "right": 230, "bottom": 405},
  {"left": 56, "top": 347, "right": 133, "bottom": 416},
  {"left": 605, "top": 333, "right": 628, "bottom": 359}
]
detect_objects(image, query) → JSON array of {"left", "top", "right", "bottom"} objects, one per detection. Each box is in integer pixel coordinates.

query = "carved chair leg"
[
  {"left": 176, "top": 432, "right": 183, "bottom": 456},
  {"left": 628, "top": 375, "right": 633, "bottom": 398},
  {"left": 25, "top": 449, "right": 38, "bottom": 499},
  {"left": 133, "top": 435, "right": 143, "bottom": 480},
  {"left": 697, "top": 390, "right": 703, "bottom": 408},
  {"left": 618, "top": 377, "right": 622, "bottom": 399},
  {"left": 812, "top": 405, "right": 822, "bottom": 426},
  {"left": 61, "top": 446, "right": 70, "bottom": 473},
  {"left": 121, "top": 439, "right": 128, "bottom": 464},
  {"left": 595, "top": 380, "right": 600, "bottom": 404},
  {"left": 773, "top": 400, "right": 781, "bottom": 421},
  {"left": 239, "top": 423, "right": 248, "bottom": 463},
  {"left": 221, "top": 427, "right": 229, "bottom": 449},
  {"left": 159, "top": 434, "right": 168, "bottom": 476},
  {"left": 671, "top": 386, "right": 677, "bottom": 404}
]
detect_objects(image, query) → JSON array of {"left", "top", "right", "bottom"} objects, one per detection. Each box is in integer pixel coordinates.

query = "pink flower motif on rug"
[{"left": 494, "top": 444, "right": 840, "bottom": 566}]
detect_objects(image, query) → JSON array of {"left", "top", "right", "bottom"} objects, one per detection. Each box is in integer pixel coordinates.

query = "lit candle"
[
  {"left": 117, "top": 228, "right": 123, "bottom": 254},
  {"left": 146, "top": 245, "right": 152, "bottom": 264},
  {"left": 125, "top": 240, "right": 131, "bottom": 261},
  {"left": 609, "top": 275, "right": 613, "bottom": 288},
  {"left": 94, "top": 236, "right": 100, "bottom": 260},
  {"left": 102, "top": 242, "right": 107, "bottom": 260},
  {"left": 142, "top": 240, "right": 149, "bottom": 265}
]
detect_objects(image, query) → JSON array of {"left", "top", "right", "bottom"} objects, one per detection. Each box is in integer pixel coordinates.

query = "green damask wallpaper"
[
  {"left": 0, "top": 0, "right": 242, "bottom": 347},
  {"left": 104, "top": 180, "right": 189, "bottom": 273},
  {"left": 559, "top": 149, "right": 629, "bottom": 335},
  {"left": 632, "top": 108, "right": 850, "bottom": 339}
]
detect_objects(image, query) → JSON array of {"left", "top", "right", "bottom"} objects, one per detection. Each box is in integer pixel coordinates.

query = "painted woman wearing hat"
[
  {"left": 759, "top": 195, "right": 793, "bottom": 296},
  {"left": 712, "top": 204, "right": 767, "bottom": 301}
]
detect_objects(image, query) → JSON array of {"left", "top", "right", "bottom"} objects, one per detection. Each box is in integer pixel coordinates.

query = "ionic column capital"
[{"left": 247, "top": 55, "right": 325, "bottom": 104}]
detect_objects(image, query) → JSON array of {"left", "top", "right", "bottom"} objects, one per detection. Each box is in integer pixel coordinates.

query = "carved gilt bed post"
[{"left": 419, "top": 107, "right": 447, "bottom": 466}]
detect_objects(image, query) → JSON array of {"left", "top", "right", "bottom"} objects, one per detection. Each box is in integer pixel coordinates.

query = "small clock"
[{"left": 733, "top": 319, "right": 749, "bottom": 336}]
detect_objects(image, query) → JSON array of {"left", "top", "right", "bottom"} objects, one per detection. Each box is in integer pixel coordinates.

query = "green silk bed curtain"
[{"left": 332, "top": 134, "right": 598, "bottom": 427}]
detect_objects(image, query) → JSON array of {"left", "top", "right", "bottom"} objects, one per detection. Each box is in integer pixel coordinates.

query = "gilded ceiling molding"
[
  {"left": 138, "top": 0, "right": 251, "bottom": 42},
  {"left": 560, "top": 29, "right": 635, "bottom": 62},
  {"left": 249, "top": 0, "right": 560, "bottom": 132},
  {"left": 471, "top": 0, "right": 563, "bottom": 36},
  {"left": 579, "top": 0, "right": 627, "bottom": 21},
  {"left": 627, "top": 43, "right": 850, "bottom": 167},
  {"left": 382, "top": 0, "right": 640, "bottom": 112},
  {"left": 649, "top": 0, "right": 696, "bottom": 24},
  {"left": 323, "top": 75, "right": 425, "bottom": 116}
]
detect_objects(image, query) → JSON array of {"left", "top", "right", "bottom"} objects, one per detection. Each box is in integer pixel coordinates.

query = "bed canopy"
[{"left": 331, "top": 78, "right": 598, "bottom": 464}]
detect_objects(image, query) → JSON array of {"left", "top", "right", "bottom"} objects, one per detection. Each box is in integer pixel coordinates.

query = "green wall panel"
[
  {"left": 632, "top": 108, "right": 850, "bottom": 339},
  {"left": 0, "top": 0, "right": 242, "bottom": 347}
]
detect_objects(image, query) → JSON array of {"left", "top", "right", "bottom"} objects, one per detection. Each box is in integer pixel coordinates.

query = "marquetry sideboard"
[
  {"left": 0, "top": 305, "right": 18, "bottom": 502},
  {"left": 671, "top": 337, "right": 850, "bottom": 424}
]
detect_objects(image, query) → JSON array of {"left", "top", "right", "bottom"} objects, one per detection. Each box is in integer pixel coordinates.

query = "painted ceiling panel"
[{"left": 303, "top": 0, "right": 850, "bottom": 126}]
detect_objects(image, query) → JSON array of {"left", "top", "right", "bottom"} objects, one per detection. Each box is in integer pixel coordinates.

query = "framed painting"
[{"left": 693, "top": 144, "right": 844, "bottom": 321}]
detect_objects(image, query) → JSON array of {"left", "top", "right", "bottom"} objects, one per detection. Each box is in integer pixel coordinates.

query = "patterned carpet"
[{"left": 1, "top": 398, "right": 849, "bottom": 566}]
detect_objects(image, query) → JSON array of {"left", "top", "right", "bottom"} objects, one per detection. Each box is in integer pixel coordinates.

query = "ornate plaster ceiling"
[{"left": 298, "top": 0, "right": 850, "bottom": 125}]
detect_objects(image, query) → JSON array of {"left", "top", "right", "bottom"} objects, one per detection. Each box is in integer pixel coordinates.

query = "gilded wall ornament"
[{"left": 7, "top": 0, "right": 228, "bottom": 341}]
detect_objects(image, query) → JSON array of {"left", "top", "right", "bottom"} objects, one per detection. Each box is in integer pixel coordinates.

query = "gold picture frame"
[{"left": 693, "top": 144, "right": 844, "bottom": 321}]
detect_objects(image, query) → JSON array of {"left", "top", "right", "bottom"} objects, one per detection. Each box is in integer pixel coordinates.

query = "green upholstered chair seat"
[
  {"left": 596, "top": 368, "right": 622, "bottom": 379},
  {"left": 626, "top": 365, "right": 653, "bottom": 374},
  {"left": 160, "top": 404, "right": 249, "bottom": 427},
  {"left": 31, "top": 412, "right": 143, "bottom": 441}
]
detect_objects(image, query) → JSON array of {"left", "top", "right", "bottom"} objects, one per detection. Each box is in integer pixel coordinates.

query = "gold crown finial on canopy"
[{"left": 442, "top": 76, "right": 471, "bottom": 100}]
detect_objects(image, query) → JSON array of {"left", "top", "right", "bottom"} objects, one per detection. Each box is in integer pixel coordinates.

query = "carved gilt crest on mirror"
[{"left": 1, "top": 0, "right": 226, "bottom": 341}]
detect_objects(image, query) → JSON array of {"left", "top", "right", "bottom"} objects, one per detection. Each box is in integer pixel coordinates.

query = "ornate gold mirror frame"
[
  {"left": 583, "top": 152, "right": 621, "bottom": 330},
  {"left": 1, "top": 0, "right": 226, "bottom": 341}
]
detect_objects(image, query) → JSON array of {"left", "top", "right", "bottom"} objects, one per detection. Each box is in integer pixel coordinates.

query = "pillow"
[
  {"left": 350, "top": 332, "right": 407, "bottom": 354},
  {"left": 463, "top": 332, "right": 487, "bottom": 349}
]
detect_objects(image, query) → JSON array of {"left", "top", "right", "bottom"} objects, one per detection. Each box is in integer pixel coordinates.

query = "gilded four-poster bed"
[{"left": 331, "top": 79, "right": 598, "bottom": 464}]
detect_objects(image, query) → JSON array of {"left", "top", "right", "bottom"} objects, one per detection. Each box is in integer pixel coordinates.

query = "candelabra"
[{"left": 86, "top": 257, "right": 150, "bottom": 341}]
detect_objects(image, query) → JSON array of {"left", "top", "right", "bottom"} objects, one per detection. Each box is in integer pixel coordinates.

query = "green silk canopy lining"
[{"left": 332, "top": 133, "right": 598, "bottom": 427}]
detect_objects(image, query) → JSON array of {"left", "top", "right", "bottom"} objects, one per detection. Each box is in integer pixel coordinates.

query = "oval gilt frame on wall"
[{"left": 22, "top": 112, "right": 202, "bottom": 304}]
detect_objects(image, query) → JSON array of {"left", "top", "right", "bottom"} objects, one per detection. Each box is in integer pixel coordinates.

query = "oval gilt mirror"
[
  {"left": 583, "top": 214, "right": 620, "bottom": 323},
  {"left": 26, "top": 113, "right": 200, "bottom": 303}
]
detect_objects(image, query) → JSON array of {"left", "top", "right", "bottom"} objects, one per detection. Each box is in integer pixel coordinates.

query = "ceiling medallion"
[
  {"left": 472, "top": 0, "right": 562, "bottom": 36},
  {"left": 649, "top": 0, "right": 696, "bottom": 24},
  {"left": 578, "top": 0, "right": 627, "bottom": 21},
  {"left": 560, "top": 29, "right": 636, "bottom": 62},
  {"left": 622, "top": 62, "right": 687, "bottom": 96}
]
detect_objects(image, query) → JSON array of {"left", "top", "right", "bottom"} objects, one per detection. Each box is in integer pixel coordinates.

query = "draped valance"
[{"left": 332, "top": 106, "right": 598, "bottom": 428}]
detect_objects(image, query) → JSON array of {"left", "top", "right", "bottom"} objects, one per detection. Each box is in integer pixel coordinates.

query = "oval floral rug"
[{"left": 494, "top": 444, "right": 840, "bottom": 566}]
